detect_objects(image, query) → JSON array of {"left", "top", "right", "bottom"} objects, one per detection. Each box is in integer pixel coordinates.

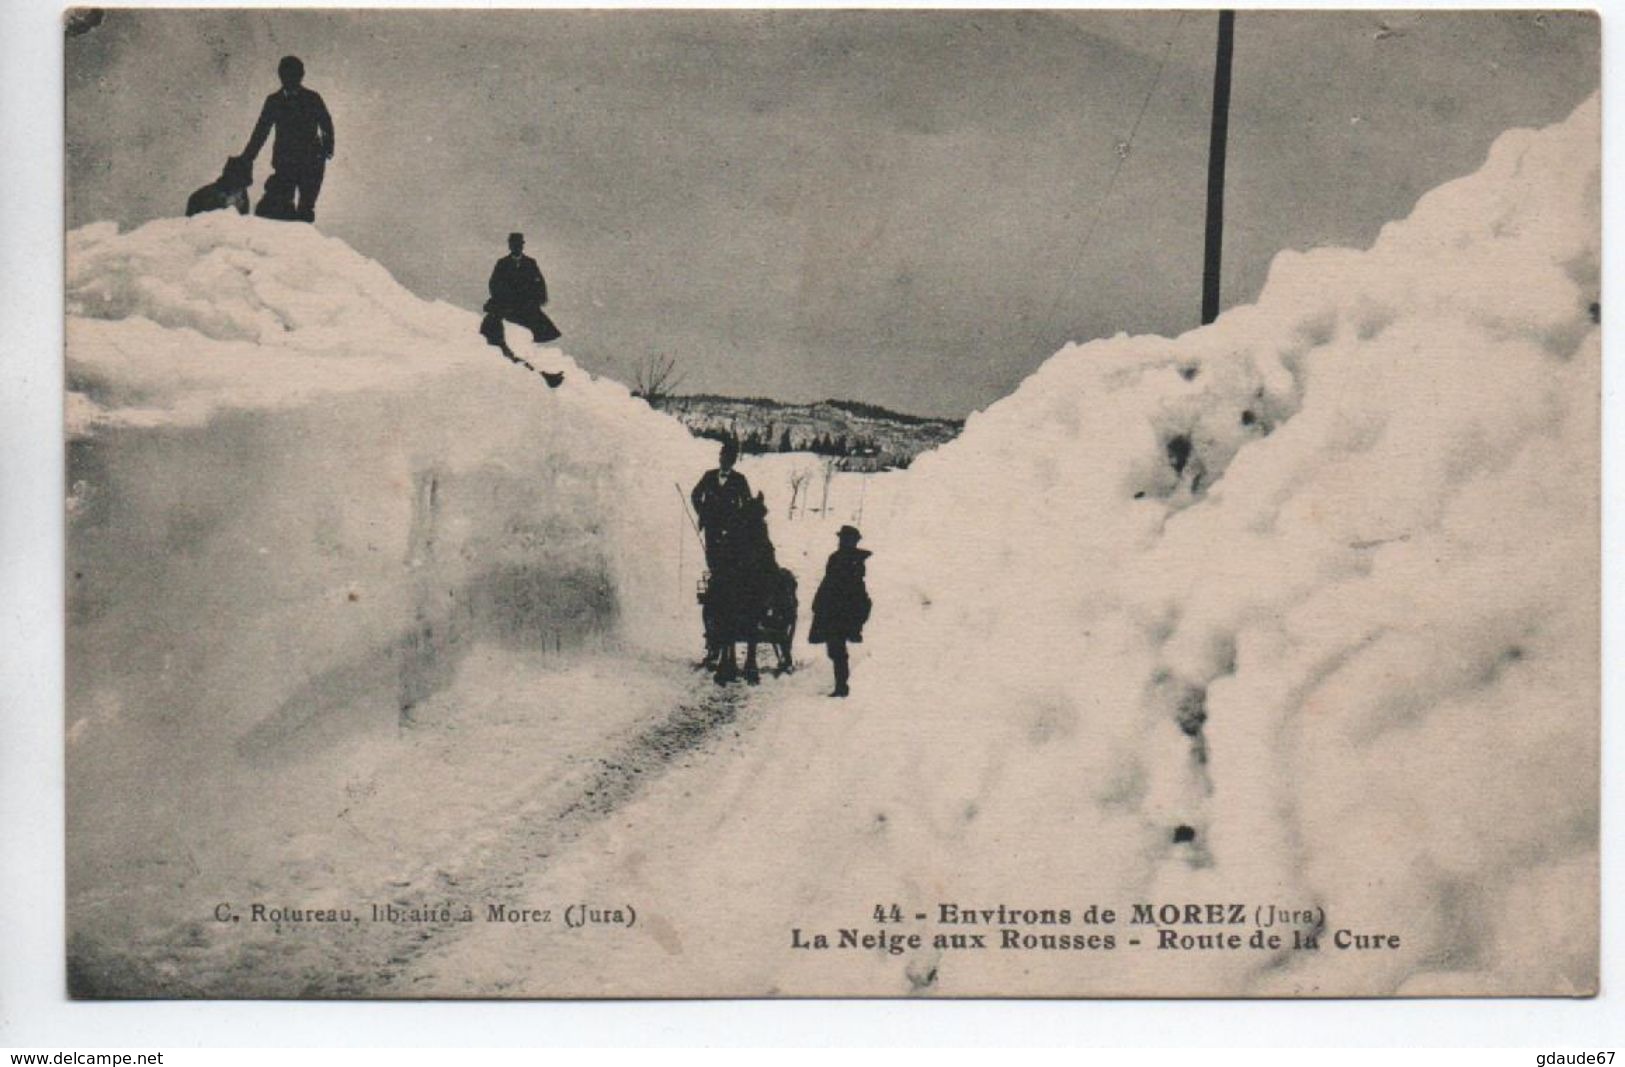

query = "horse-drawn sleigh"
[{"left": 696, "top": 492, "right": 798, "bottom": 685}]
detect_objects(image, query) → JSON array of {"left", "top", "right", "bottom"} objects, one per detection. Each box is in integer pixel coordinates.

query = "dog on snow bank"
[{"left": 185, "top": 155, "right": 254, "bottom": 218}]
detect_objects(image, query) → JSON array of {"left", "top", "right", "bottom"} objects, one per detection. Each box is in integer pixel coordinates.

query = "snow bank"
[
  {"left": 66, "top": 214, "right": 711, "bottom": 911},
  {"left": 865, "top": 93, "right": 1600, "bottom": 995},
  {"left": 848, "top": 92, "right": 1597, "bottom": 994},
  {"left": 437, "top": 95, "right": 1599, "bottom": 997}
]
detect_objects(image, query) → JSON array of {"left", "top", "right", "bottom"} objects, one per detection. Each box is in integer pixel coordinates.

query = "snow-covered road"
[{"left": 70, "top": 649, "right": 810, "bottom": 997}]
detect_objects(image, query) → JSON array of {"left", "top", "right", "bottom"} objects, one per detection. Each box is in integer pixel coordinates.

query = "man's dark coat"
[
  {"left": 487, "top": 254, "right": 548, "bottom": 313},
  {"left": 809, "top": 546, "right": 872, "bottom": 645},
  {"left": 244, "top": 86, "right": 335, "bottom": 172},
  {"left": 690, "top": 468, "right": 754, "bottom": 567},
  {"left": 481, "top": 254, "right": 561, "bottom": 344}
]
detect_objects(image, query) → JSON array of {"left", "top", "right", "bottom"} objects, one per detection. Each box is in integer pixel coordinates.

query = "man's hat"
[
  {"left": 837, "top": 525, "right": 862, "bottom": 543},
  {"left": 508, "top": 232, "right": 525, "bottom": 243}
]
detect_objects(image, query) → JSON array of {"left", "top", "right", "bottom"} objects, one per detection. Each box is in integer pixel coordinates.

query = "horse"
[{"left": 700, "top": 493, "right": 796, "bottom": 685}]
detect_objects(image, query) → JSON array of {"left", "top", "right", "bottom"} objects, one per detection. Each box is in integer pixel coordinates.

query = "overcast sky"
[{"left": 65, "top": 10, "right": 1597, "bottom": 417}]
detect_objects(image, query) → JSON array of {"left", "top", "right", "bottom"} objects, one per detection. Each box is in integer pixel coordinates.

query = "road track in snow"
[
  {"left": 74, "top": 666, "right": 767, "bottom": 998},
  {"left": 354, "top": 672, "right": 758, "bottom": 997}
]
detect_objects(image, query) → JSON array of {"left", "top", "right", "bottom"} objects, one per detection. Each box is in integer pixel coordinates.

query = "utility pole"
[{"left": 1201, "top": 10, "right": 1236, "bottom": 326}]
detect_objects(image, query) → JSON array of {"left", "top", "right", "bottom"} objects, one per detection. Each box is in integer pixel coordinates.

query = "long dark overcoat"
[{"left": 808, "top": 546, "right": 871, "bottom": 644}]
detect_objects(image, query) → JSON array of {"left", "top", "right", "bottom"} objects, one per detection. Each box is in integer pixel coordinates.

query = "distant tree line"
[
  {"left": 663, "top": 393, "right": 962, "bottom": 432},
  {"left": 696, "top": 425, "right": 884, "bottom": 459},
  {"left": 645, "top": 383, "right": 956, "bottom": 471}
]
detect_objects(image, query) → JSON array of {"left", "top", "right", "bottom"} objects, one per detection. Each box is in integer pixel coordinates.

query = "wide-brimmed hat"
[{"left": 837, "top": 525, "right": 862, "bottom": 543}]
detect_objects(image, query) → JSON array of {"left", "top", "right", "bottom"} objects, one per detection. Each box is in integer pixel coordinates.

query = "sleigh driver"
[
  {"left": 690, "top": 440, "right": 752, "bottom": 669},
  {"left": 689, "top": 440, "right": 796, "bottom": 683},
  {"left": 691, "top": 438, "right": 753, "bottom": 570}
]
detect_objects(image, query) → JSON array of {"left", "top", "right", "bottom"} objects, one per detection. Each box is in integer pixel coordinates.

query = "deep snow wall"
[
  {"left": 860, "top": 92, "right": 1600, "bottom": 994},
  {"left": 65, "top": 216, "right": 710, "bottom": 895}
]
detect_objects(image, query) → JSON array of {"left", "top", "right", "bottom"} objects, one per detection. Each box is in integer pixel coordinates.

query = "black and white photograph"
[{"left": 58, "top": 8, "right": 1599, "bottom": 999}]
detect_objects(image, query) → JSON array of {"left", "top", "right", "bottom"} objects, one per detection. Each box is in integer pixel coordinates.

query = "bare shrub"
[{"left": 632, "top": 354, "right": 686, "bottom": 404}]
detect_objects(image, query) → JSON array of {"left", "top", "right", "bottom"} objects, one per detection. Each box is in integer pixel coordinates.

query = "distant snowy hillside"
[{"left": 649, "top": 393, "right": 962, "bottom": 469}]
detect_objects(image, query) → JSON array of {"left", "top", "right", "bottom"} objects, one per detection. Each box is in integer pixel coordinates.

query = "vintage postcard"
[{"left": 64, "top": 9, "right": 1599, "bottom": 998}]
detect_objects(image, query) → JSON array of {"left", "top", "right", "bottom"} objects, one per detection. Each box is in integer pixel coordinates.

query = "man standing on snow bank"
[
  {"left": 809, "top": 525, "right": 871, "bottom": 698},
  {"left": 480, "top": 232, "right": 564, "bottom": 388},
  {"left": 241, "top": 56, "right": 334, "bottom": 224}
]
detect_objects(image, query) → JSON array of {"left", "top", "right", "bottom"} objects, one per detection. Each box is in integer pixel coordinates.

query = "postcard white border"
[{"left": 4, "top": 0, "right": 1621, "bottom": 1046}]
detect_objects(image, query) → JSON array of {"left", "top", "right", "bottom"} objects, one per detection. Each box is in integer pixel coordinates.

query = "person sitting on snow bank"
[
  {"left": 809, "top": 525, "right": 871, "bottom": 699},
  {"left": 480, "top": 232, "right": 564, "bottom": 387}
]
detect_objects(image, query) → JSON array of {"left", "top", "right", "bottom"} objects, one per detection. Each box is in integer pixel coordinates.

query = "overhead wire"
[{"left": 1044, "top": 12, "right": 1187, "bottom": 331}]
